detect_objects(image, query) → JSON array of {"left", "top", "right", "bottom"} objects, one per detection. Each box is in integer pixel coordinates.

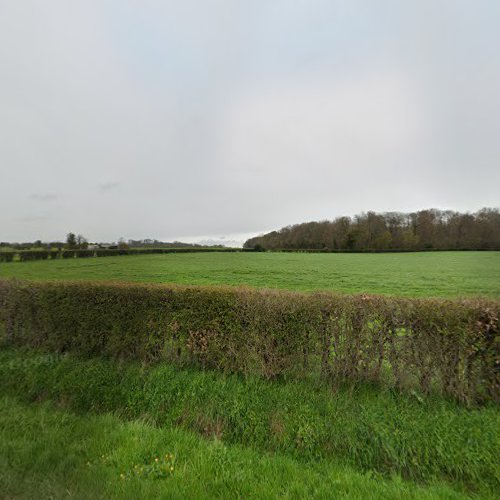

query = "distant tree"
[
  {"left": 76, "top": 234, "right": 88, "bottom": 249},
  {"left": 66, "top": 232, "right": 77, "bottom": 249},
  {"left": 243, "top": 208, "right": 500, "bottom": 251},
  {"left": 117, "top": 238, "right": 129, "bottom": 250},
  {"left": 345, "top": 232, "right": 356, "bottom": 250}
]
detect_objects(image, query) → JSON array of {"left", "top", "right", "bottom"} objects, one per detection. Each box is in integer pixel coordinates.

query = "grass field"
[{"left": 1, "top": 251, "right": 499, "bottom": 297}]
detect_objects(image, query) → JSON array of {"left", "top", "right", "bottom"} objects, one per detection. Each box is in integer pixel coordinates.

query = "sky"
[{"left": 0, "top": 1, "right": 499, "bottom": 245}]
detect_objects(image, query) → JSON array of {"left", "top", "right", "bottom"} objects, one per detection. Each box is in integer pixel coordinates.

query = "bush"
[{"left": 0, "top": 279, "right": 498, "bottom": 404}]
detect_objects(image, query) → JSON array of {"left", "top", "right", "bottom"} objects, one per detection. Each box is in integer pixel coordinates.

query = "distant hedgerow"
[
  {"left": 0, "top": 279, "right": 497, "bottom": 405},
  {"left": 0, "top": 253, "right": 14, "bottom": 263},
  {"left": 18, "top": 251, "right": 50, "bottom": 262}
]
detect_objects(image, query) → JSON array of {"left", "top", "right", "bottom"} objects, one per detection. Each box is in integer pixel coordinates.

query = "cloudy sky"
[{"left": 1, "top": 1, "right": 499, "bottom": 244}]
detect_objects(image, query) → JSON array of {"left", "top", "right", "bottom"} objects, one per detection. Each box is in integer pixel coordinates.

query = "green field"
[{"left": 1, "top": 251, "right": 499, "bottom": 297}]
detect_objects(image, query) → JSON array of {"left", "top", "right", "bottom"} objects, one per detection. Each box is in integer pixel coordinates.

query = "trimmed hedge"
[
  {"left": 0, "top": 252, "right": 14, "bottom": 263},
  {"left": 0, "top": 279, "right": 498, "bottom": 404},
  {"left": 73, "top": 249, "right": 95, "bottom": 258},
  {"left": 0, "top": 247, "right": 253, "bottom": 264},
  {"left": 18, "top": 250, "right": 50, "bottom": 262}
]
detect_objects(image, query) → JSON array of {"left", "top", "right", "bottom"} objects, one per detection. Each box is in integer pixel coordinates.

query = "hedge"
[
  {"left": 73, "top": 249, "right": 95, "bottom": 258},
  {"left": 0, "top": 253, "right": 14, "bottom": 263},
  {"left": 0, "top": 279, "right": 498, "bottom": 405},
  {"left": 0, "top": 247, "right": 251, "bottom": 264},
  {"left": 18, "top": 250, "right": 50, "bottom": 262}
]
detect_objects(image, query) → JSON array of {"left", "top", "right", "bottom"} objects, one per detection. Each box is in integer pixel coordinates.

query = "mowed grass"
[{"left": 1, "top": 251, "right": 499, "bottom": 297}]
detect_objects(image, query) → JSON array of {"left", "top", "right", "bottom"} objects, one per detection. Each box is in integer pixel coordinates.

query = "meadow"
[{"left": 1, "top": 250, "right": 499, "bottom": 297}]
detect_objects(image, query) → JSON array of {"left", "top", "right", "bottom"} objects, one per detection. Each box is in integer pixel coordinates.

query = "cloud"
[
  {"left": 0, "top": 1, "right": 498, "bottom": 241},
  {"left": 30, "top": 193, "right": 58, "bottom": 202},
  {"left": 99, "top": 182, "right": 121, "bottom": 191},
  {"left": 17, "top": 215, "right": 51, "bottom": 223}
]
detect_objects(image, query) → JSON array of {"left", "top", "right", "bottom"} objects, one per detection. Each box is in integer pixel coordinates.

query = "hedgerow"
[
  {"left": 18, "top": 251, "right": 50, "bottom": 262},
  {"left": 0, "top": 279, "right": 498, "bottom": 404},
  {"left": 73, "top": 249, "right": 95, "bottom": 258},
  {"left": 0, "top": 252, "right": 14, "bottom": 263},
  {"left": 0, "top": 248, "right": 252, "bottom": 264}
]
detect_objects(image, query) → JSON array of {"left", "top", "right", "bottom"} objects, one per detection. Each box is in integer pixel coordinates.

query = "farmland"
[
  {"left": 0, "top": 250, "right": 499, "bottom": 297},
  {"left": 1, "top": 251, "right": 499, "bottom": 498}
]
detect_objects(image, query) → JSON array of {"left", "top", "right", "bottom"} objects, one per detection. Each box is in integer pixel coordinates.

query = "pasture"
[{"left": 1, "top": 250, "right": 499, "bottom": 297}]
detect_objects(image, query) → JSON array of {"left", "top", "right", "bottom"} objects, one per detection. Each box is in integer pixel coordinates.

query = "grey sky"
[{"left": 1, "top": 1, "right": 499, "bottom": 244}]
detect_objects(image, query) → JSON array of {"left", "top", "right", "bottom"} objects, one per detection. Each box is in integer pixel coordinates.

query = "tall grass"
[
  {"left": 0, "top": 348, "right": 498, "bottom": 495},
  {"left": 0, "top": 395, "right": 478, "bottom": 499}
]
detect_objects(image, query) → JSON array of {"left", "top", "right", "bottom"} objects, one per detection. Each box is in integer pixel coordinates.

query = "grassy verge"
[
  {"left": 0, "top": 348, "right": 498, "bottom": 497},
  {"left": 0, "top": 396, "right": 479, "bottom": 499}
]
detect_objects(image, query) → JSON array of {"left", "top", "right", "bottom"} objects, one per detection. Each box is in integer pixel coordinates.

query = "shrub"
[{"left": 0, "top": 279, "right": 497, "bottom": 404}]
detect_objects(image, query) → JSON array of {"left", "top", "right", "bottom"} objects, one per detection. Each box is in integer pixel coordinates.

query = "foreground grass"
[
  {"left": 0, "top": 251, "right": 499, "bottom": 297},
  {"left": 0, "top": 348, "right": 498, "bottom": 497},
  {"left": 0, "top": 396, "right": 478, "bottom": 499}
]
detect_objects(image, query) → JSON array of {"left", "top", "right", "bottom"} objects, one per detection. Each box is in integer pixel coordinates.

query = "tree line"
[{"left": 244, "top": 208, "right": 500, "bottom": 251}]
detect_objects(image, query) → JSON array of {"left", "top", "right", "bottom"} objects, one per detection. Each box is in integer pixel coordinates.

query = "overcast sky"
[{"left": 1, "top": 1, "right": 499, "bottom": 244}]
